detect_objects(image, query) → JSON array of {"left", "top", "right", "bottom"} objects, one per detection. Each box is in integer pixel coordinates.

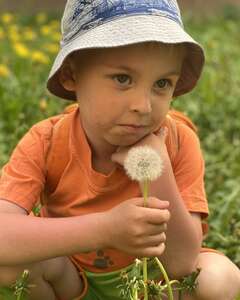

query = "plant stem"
[
  {"left": 143, "top": 257, "right": 148, "bottom": 300},
  {"left": 133, "top": 286, "right": 138, "bottom": 300},
  {"left": 143, "top": 180, "right": 149, "bottom": 207},
  {"left": 143, "top": 180, "right": 149, "bottom": 300},
  {"left": 17, "top": 292, "right": 23, "bottom": 300},
  {"left": 14, "top": 270, "right": 29, "bottom": 300},
  {"left": 154, "top": 257, "right": 174, "bottom": 300}
]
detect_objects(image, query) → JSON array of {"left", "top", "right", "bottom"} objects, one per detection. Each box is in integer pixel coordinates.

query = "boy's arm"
[
  {"left": 112, "top": 125, "right": 207, "bottom": 279},
  {"left": 148, "top": 160, "right": 203, "bottom": 279},
  {"left": 0, "top": 199, "right": 107, "bottom": 265},
  {"left": 144, "top": 125, "right": 205, "bottom": 278},
  {"left": 0, "top": 198, "right": 169, "bottom": 266}
]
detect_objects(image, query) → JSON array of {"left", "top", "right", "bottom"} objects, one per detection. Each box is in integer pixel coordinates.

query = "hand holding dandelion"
[
  {"left": 123, "top": 146, "right": 173, "bottom": 300},
  {"left": 111, "top": 127, "right": 169, "bottom": 168}
]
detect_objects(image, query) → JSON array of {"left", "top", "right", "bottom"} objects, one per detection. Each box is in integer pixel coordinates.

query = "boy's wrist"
[{"left": 89, "top": 212, "right": 111, "bottom": 250}]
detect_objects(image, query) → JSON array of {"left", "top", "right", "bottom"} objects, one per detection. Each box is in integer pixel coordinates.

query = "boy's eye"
[
  {"left": 155, "top": 79, "right": 171, "bottom": 89},
  {"left": 113, "top": 74, "right": 131, "bottom": 85}
]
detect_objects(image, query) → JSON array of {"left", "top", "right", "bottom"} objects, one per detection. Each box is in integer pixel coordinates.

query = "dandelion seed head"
[{"left": 124, "top": 146, "right": 163, "bottom": 182}]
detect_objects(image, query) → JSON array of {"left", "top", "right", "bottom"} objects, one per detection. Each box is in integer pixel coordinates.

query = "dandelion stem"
[
  {"left": 143, "top": 180, "right": 149, "bottom": 300},
  {"left": 179, "top": 290, "right": 182, "bottom": 300},
  {"left": 143, "top": 180, "right": 149, "bottom": 207},
  {"left": 154, "top": 257, "right": 174, "bottom": 300},
  {"left": 14, "top": 270, "right": 30, "bottom": 300},
  {"left": 133, "top": 286, "right": 138, "bottom": 300},
  {"left": 17, "top": 292, "right": 23, "bottom": 300}
]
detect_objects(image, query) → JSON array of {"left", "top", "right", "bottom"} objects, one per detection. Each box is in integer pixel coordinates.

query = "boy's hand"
[
  {"left": 103, "top": 197, "right": 170, "bottom": 257},
  {"left": 111, "top": 127, "right": 168, "bottom": 167}
]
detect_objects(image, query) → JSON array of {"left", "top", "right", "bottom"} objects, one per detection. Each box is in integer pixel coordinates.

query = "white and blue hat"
[{"left": 47, "top": 0, "right": 205, "bottom": 100}]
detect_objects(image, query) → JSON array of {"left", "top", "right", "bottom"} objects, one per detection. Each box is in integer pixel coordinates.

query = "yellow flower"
[
  {"left": 9, "top": 32, "right": 20, "bottom": 42},
  {"left": 49, "top": 20, "right": 60, "bottom": 30},
  {"left": 45, "top": 43, "right": 59, "bottom": 54},
  {"left": 8, "top": 25, "right": 18, "bottom": 34},
  {"left": 39, "top": 98, "right": 48, "bottom": 111},
  {"left": 52, "top": 32, "right": 61, "bottom": 42},
  {"left": 40, "top": 25, "right": 51, "bottom": 36},
  {"left": 23, "top": 28, "right": 37, "bottom": 41},
  {"left": 0, "top": 64, "right": 10, "bottom": 78},
  {"left": 1, "top": 13, "right": 14, "bottom": 24},
  {"left": 13, "top": 43, "right": 30, "bottom": 58},
  {"left": 31, "top": 51, "right": 49, "bottom": 64},
  {"left": 0, "top": 27, "right": 5, "bottom": 39},
  {"left": 9, "top": 25, "right": 20, "bottom": 42},
  {"left": 36, "top": 13, "right": 47, "bottom": 24}
]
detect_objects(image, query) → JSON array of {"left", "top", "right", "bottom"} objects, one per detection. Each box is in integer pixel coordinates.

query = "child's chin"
[{"left": 112, "top": 135, "right": 146, "bottom": 147}]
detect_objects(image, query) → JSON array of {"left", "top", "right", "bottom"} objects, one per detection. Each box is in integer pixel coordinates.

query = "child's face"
[{"left": 62, "top": 43, "right": 185, "bottom": 152}]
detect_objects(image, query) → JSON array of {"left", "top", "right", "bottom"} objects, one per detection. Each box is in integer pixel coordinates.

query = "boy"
[{"left": 0, "top": 1, "right": 240, "bottom": 300}]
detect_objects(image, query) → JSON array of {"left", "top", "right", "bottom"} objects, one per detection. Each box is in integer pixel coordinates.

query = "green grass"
[{"left": 0, "top": 6, "right": 240, "bottom": 300}]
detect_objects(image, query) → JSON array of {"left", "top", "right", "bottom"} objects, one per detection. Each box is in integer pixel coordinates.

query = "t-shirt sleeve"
[
  {"left": 173, "top": 123, "right": 209, "bottom": 218},
  {"left": 0, "top": 120, "right": 53, "bottom": 213}
]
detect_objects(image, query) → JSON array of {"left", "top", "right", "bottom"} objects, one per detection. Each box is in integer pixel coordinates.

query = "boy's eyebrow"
[{"left": 102, "top": 64, "right": 181, "bottom": 77}]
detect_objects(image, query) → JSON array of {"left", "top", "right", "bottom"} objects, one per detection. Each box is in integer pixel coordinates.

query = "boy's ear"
[{"left": 58, "top": 59, "right": 77, "bottom": 92}]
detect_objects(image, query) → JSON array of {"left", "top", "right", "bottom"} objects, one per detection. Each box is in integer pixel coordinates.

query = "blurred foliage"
[
  {"left": 0, "top": 7, "right": 240, "bottom": 299},
  {"left": 172, "top": 8, "right": 240, "bottom": 268}
]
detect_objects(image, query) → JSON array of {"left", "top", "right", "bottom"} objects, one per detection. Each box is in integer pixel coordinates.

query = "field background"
[{"left": 0, "top": 2, "right": 240, "bottom": 299}]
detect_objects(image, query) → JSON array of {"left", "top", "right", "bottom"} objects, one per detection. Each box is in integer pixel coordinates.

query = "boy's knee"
[
  {"left": 0, "top": 257, "right": 68, "bottom": 288},
  {"left": 41, "top": 256, "right": 70, "bottom": 282},
  {"left": 0, "top": 257, "right": 84, "bottom": 300},
  {"left": 194, "top": 254, "right": 240, "bottom": 300}
]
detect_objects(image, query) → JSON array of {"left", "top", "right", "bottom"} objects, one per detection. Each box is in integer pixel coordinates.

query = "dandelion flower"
[
  {"left": 1, "top": 13, "right": 14, "bottom": 24},
  {"left": 124, "top": 146, "right": 163, "bottom": 182},
  {"left": 52, "top": 32, "right": 61, "bottom": 42},
  {"left": 0, "top": 28, "right": 5, "bottom": 40},
  {"left": 23, "top": 28, "right": 37, "bottom": 41},
  {"left": 13, "top": 43, "right": 30, "bottom": 58},
  {"left": 39, "top": 98, "right": 48, "bottom": 111},
  {"left": 0, "top": 64, "right": 10, "bottom": 78},
  {"left": 45, "top": 43, "right": 59, "bottom": 54},
  {"left": 40, "top": 25, "right": 51, "bottom": 36},
  {"left": 31, "top": 51, "right": 49, "bottom": 64},
  {"left": 9, "top": 25, "right": 20, "bottom": 42},
  {"left": 49, "top": 20, "right": 60, "bottom": 30},
  {"left": 36, "top": 13, "right": 47, "bottom": 24},
  {"left": 8, "top": 25, "right": 18, "bottom": 34}
]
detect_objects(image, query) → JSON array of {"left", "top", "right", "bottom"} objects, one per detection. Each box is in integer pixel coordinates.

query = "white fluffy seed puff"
[{"left": 124, "top": 146, "right": 164, "bottom": 182}]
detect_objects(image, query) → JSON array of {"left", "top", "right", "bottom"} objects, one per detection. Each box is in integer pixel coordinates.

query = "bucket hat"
[{"left": 47, "top": 0, "right": 205, "bottom": 100}]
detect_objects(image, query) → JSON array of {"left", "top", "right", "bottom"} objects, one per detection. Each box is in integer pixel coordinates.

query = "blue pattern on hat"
[{"left": 63, "top": 0, "right": 182, "bottom": 45}]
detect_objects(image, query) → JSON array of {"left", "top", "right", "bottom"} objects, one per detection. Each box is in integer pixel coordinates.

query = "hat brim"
[{"left": 47, "top": 15, "right": 204, "bottom": 100}]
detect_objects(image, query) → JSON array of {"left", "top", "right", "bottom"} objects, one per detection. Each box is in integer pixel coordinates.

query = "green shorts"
[{"left": 82, "top": 261, "right": 160, "bottom": 300}]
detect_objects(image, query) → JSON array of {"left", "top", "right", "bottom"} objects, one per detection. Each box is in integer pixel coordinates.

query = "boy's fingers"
[
  {"left": 144, "top": 223, "right": 167, "bottom": 235},
  {"left": 147, "top": 197, "right": 170, "bottom": 209},
  {"left": 139, "top": 232, "right": 166, "bottom": 248},
  {"left": 141, "top": 207, "right": 170, "bottom": 224},
  {"left": 156, "top": 126, "right": 168, "bottom": 142},
  {"left": 137, "top": 243, "right": 166, "bottom": 258},
  {"left": 111, "top": 146, "right": 128, "bottom": 163},
  {"left": 142, "top": 232, "right": 166, "bottom": 247}
]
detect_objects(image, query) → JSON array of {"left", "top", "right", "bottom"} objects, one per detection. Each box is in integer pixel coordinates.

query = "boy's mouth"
[{"left": 118, "top": 124, "right": 149, "bottom": 134}]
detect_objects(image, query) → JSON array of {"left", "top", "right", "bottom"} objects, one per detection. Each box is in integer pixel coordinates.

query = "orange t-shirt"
[{"left": 0, "top": 108, "right": 209, "bottom": 272}]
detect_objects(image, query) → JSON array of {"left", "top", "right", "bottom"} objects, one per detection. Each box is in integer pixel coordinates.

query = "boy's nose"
[{"left": 129, "top": 92, "right": 152, "bottom": 114}]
